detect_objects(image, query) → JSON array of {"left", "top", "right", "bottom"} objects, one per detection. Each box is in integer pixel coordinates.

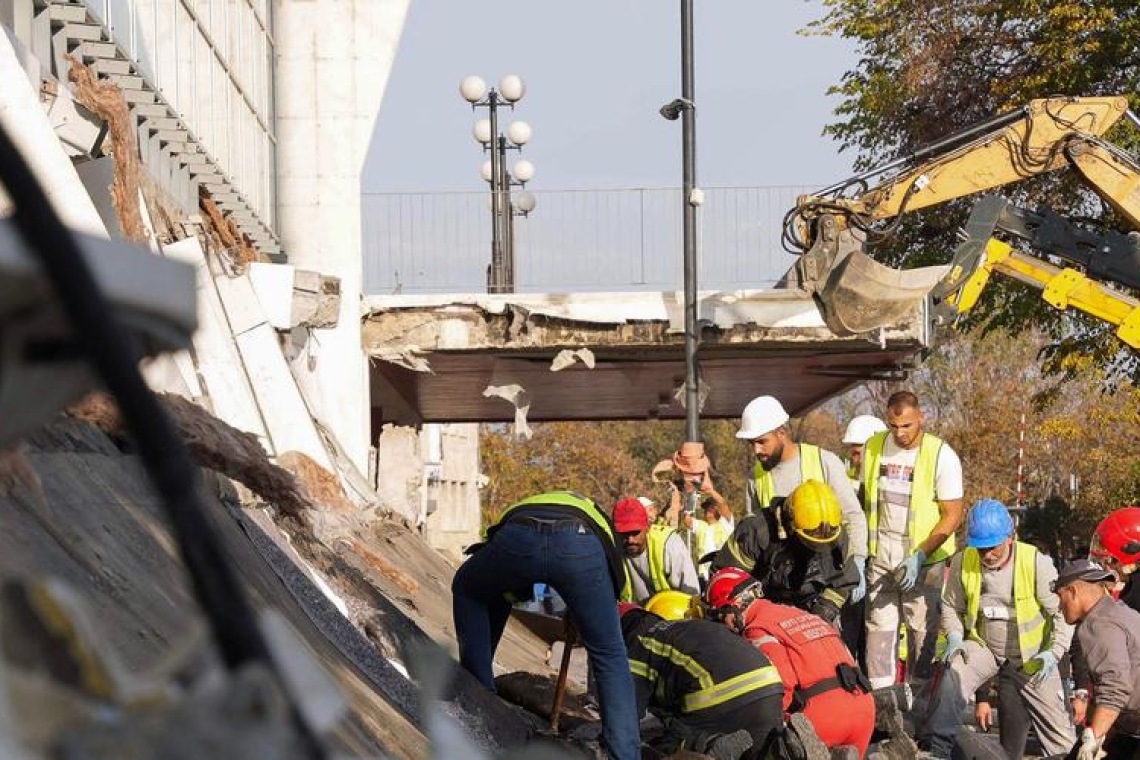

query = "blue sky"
[{"left": 364, "top": 1, "right": 858, "bottom": 193}]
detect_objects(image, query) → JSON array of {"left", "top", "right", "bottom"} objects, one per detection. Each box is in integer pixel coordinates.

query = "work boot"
[{"left": 702, "top": 729, "right": 753, "bottom": 760}]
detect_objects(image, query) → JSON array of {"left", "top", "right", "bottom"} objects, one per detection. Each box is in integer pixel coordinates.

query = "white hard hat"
[
  {"left": 736, "top": 396, "right": 790, "bottom": 439},
  {"left": 843, "top": 414, "right": 888, "bottom": 445},
  {"left": 636, "top": 496, "right": 656, "bottom": 509}
]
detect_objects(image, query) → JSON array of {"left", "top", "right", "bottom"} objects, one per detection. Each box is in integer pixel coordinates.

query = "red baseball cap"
[{"left": 613, "top": 497, "right": 648, "bottom": 532}]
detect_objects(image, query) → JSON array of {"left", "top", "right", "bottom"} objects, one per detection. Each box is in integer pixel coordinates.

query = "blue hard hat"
[{"left": 966, "top": 498, "right": 1014, "bottom": 548}]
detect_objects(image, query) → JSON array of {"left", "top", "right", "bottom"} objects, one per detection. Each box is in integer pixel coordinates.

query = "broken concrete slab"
[{"left": 365, "top": 290, "right": 931, "bottom": 425}]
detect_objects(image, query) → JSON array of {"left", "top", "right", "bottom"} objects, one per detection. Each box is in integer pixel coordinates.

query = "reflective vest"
[
  {"left": 622, "top": 523, "right": 675, "bottom": 602},
  {"left": 740, "top": 599, "right": 855, "bottom": 711},
  {"left": 861, "top": 431, "right": 954, "bottom": 563},
  {"left": 961, "top": 542, "right": 1048, "bottom": 662},
  {"left": 491, "top": 491, "right": 624, "bottom": 596},
  {"left": 753, "top": 443, "right": 826, "bottom": 507}
]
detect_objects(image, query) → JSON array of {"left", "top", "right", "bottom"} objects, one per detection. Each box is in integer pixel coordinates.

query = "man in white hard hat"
[
  {"left": 733, "top": 395, "right": 869, "bottom": 604},
  {"left": 839, "top": 413, "right": 887, "bottom": 663},
  {"left": 842, "top": 415, "right": 888, "bottom": 500}
]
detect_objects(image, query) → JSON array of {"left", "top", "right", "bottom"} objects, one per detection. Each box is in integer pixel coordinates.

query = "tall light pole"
[
  {"left": 661, "top": 0, "right": 705, "bottom": 528},
  {"left": 659, "top": 2, "right": 701, "bottom": 443},
  {"left": 461, "top": 75, "right": 536, "bottom": 293}
]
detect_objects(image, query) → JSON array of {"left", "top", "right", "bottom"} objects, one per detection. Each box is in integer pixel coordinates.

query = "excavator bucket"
[{"left": 816, "top": 252, "right": 947, "bottom": 334}]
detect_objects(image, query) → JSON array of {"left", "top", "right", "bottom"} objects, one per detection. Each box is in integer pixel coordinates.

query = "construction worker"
[
  {"left": 703, "top": 567, "right": 876, "bottom": 756},
  {"left": 1069, "top": 506, "right": 1140, "bottom": 725},
  {"left": 1053, "top": 558, "right": 1140, "bottom": 760},
  {"left": 839, "top": 413, "right": 886, "bottom": 664},
  {"left": 451, "top": 491, "right": 639, "bottom": 760},
  {"left": 710, "top": 479, "right": 858, "bottom": 625},
  {"left": 618, "top": 603, "right": 785, "bottom": 758},
  {"left": 684, "top": 483, "right": 734, "bottom": 583},
  {"left": 862, "top": 390, "right": 965, "bottom": 689},
  {"left": 614, "top": 497, "right": 699, "bottom": 603},
  {"left": 917, "top": 499, "right": 1075, "bottom": 759},
  {"left": 735, "top": 395, "right": 869, "bottom": 604},
  {"left": 842, "top": 414, "right": 888, "bottom": 499}
]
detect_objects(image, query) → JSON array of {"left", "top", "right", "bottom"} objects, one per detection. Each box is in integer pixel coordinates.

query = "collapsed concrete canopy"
[{"left": 364, "top": 290, "right": 933, "bottom": 426}]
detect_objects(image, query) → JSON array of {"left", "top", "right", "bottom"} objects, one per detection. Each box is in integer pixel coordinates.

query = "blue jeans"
[{"left": 452, "top": 520, "right": 640, "bottom": 760}]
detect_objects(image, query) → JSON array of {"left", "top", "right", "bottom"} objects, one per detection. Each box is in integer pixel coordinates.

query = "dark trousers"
[
  {"left": 840, "top": 596, "right": 867, "bottom": 670},
  {"left": 452, "top": 521, "right": 640, "bottom": 760},
  {"left": 677, "top": 694, "right": 784, "bottom": 760}
]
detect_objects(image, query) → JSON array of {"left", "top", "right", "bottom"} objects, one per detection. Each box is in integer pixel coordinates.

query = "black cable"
[{"left": 0, "top": 122, "right": 324, "bottom": 754}]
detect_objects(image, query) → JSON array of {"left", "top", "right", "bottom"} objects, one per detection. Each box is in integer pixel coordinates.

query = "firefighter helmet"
[
  {"left": 645, "top": 590, "right": 694, "bottom": 620},
  {"left": 788, "top": 479, "right": 842, "bottom": 550},
  {"left": 1091, "top": 507, "right": 1140, "bottom": 570},
  {"left": 704, "top": 567, "right": 760, "bottom": 609}
]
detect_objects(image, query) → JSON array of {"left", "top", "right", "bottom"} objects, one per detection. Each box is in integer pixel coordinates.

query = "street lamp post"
[
  {"left": 461, "top": 75, "right": 536, "bottom": 294},
  {"left": 661, "top": 0, "right": 705, "bottom": 530}
]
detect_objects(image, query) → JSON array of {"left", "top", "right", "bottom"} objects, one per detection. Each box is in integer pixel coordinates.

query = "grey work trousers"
[
  {"left": 920, "top": 640, "right": 1075, "bottom": 758},
  {"left": 865, "top": 560, "right": 944, "bottom": 689}
]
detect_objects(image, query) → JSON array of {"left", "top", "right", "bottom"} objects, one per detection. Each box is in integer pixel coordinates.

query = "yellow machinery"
[{"left": 782, "top": 95, "right": 1140, "bottom": 339}]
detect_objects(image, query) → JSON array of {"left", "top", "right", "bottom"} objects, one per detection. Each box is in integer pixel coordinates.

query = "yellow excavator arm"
[
  {"left": 937, "top": 194, "right": 1140, "bottom": 348},
  {"left": 784, "top": 94, "right": 1140, "bottom": 335}
]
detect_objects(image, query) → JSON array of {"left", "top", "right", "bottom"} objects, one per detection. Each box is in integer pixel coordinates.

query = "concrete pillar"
[{"left": 273, "top": 0, "right": 410, "bottom": 471}]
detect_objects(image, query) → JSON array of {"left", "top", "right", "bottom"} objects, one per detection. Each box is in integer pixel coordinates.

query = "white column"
[{"left": 273, "top": 0, "right": 410, "bottom": 470}]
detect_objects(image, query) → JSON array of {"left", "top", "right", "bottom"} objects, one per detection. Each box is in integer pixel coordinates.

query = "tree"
[{"left": 808, "top": 0, "right": 1140, "bottom": 380}]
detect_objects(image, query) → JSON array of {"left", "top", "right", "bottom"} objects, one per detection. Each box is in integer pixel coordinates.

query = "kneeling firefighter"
[
  {"left": 619, "top": 603, "right": 785, "bottom": 758},
  {"left": 709, "top": 479, "right": 858, "bottom": 624},
  {"left": 704, "top": 567, "right": 876, "bottom": 757}
]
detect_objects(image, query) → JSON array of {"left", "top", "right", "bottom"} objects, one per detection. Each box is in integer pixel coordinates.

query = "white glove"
[{"left": 1075, "top": 727, "right": 1106, "bottom": 760}]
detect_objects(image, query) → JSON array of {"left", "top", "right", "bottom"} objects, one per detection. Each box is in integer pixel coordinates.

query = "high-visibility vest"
[
  {"left": 622, "top": 523, "right": 675, "bottom": 602},
  {"left": 961, "top": 542, "right": 1049, "bottom": 662},
  {"left": 753, "top": 443, "right": 826, "bottom": 507},
  {"left": 861, "top": 432, "right": 954, "bottom": 563}
]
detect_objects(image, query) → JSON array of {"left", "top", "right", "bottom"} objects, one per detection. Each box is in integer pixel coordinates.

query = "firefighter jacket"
[
  {"left": 710, "top": 513, "right": 858, "bottom": 622},
  {"left": 738, "top": 599, "right": 862, "bottom": 711},
  {"left": 623, "top": 615, "right": 784, "bottom": 720}
]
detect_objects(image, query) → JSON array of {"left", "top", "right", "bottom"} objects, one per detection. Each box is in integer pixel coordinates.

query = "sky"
[{"left": 363, "top": 1, "right": 860, "bottom": 193}]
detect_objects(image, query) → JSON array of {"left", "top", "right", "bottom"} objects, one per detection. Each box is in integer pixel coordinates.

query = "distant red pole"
[{"left": 1015, "top": 410, "right": 1026, "bottom": 509}]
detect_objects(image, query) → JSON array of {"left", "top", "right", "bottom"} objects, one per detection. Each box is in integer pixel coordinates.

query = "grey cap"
[{"left": 1053, "top": 558, "right": 1117, "bottom": 592}]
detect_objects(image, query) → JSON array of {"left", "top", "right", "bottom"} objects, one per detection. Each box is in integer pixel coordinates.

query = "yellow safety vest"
[
  {"left": 753, "top": 443, "right": 826, "bottom": 507},
  {"left": 961, "top": 542, "right": 1049, "bottom": 662},
  {"left": 621, "top": 523, "right": 674, "bottom": 603},
  {"left": 861, "top": 432, "right": 954, "bottom": 563},
  {"left": 494, "top": 491, "right": 616, "bottom": 541}
]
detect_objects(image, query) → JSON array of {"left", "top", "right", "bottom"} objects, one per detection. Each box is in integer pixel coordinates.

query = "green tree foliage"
[{"left": 808, "top": 0, "right": 1140, "bottom": 379}]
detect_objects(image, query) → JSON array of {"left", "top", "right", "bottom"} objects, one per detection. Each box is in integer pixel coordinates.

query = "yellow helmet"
[
  {"left": 645, "top": 590, "right": 695, "bottom": 620},
  {"left": 788, "top": 479, "right": 842, "bottom": 550}
]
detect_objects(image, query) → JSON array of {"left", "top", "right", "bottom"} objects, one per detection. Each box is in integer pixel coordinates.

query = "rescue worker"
[
  {"left": 1072, "top": 506, "right": 1140, "bottom": 724},
  {"left": 735, "top": 396, "right": 870, "bottom": 603},
  {"left": 703, "top": 567, "right": 876, "bottom": 756},
  {"left": 862, "top": 390, "right": 965, "bottom": 689},
  {"left": 451, "top": 491, "right": 639, "bottom": 760},
  {"left": 710, "top": 479, "right": 858, "bottom": 625},
  {"left": 917, "top": 499, "right": 1075, "bottom": 759},
  {"left": 839, "top": 413, "right": 886, "bottom": 664},
  {"left": 619, "top": 603, "right": 785, "bottom": 758},
  {"left": 615, "top": 497, "right": 699, "bottom": 603},
  {"left": 1053, "top": 559, "right": 1140, "bottom": 760},
  {"left": 684, "top": 486, "right": 734, "bottom": 583},
  {"left": 842, "top": 414, "right": 887, "bottom": 500}
]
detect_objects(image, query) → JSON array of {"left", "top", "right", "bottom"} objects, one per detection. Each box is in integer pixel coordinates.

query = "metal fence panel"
[{"left": 363, "top": 186, "right": 812, "bottom": 294}]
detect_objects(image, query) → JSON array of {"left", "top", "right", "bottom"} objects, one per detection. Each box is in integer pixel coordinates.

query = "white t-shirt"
[{"left": 875, "top": 434, "right": 963, "bottom": 559}]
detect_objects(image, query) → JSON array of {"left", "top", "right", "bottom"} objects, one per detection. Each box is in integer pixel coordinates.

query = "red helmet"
[
  {"left": 704, "top": 567, "right": 761, "bottom": 609},
  {"left": 617, "top": 602, "right": 642, "bottom": 619},
  {"left": 1091, "top": 507, "right": 1140, "bottom": 567}
]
